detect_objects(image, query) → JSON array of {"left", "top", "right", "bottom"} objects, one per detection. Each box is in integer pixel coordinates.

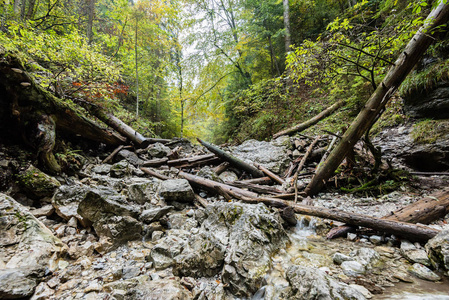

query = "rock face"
[
  {"left": 426, "top": 227, "right": 449, "bottom": 272},
  {"left": 286, "top": 266, "right": 366, "bottom": 300},
  {"left": 77, "top": 187, "right": 142, "bottom": 252},
  {"left": 0, "top": 193, "right": 64, "bottom": 298},
  {"left": 127, "top": 177, "right": 161, "bottom": 205},
  {"left": 403, "top": 82, "right": 449, "bottom": 119},
  {"left": 230, "top": 139, "right": 290, "bottom": 173},
  {"left": 128, "top": 278, "right": 193, "bottom": 299},
  {"left": 374, "top": 125, "right": 449, "bottom": 171},
  {"left": 203, "top": 202, "right": 288, "bottom": 297}
]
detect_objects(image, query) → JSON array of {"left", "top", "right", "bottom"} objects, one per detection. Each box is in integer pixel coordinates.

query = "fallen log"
[
  {"left": 140, "top": 167, "right": 170, "bottom": 180},
  {"left": 255, "top": 163, "right": 286, "bottom": 185},
  {"left": 214, "top": 162, "right": 229, "bottom": 175},
  {"left": 197, "top": 138, "right": 264, "bottom": 178},
  {"left": 305, "top": 1, "right": 449, "bottom": 196},
  {"left": 327, "top": 188, "right": 449, "bottom": 239},
  {"left": 167, "top": 154, "right": 216, "bottom": 166},
  {"left": 178, "top": 171, "right": 259, "bottom": 199},
  {"left": 273, "top": 100, "right": 345, "bottom": 139},
  {"left": 235, "top": 177, "right": 272, "bottom": 185},
  {"left": 228, "top": 181, "right": 284, "bottom": 195},
  {"left": 233, "top": 195, "right": 439, "bottom": 242},
  {"left": 141, "top": 157, "right": 169, "bottom": 167},
  {"left": 102, "top": 145, "right": 125, "bottom": 164},
  {"left": 293, "top": 136, "right": 320, "bottom": 202}
]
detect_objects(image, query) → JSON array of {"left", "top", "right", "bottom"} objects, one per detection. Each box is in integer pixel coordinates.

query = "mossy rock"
[{"left": 17, "top": 165, "right": 60, "bottom": 199}]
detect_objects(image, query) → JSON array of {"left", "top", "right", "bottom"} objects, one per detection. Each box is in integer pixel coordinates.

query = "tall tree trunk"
[
  {"left": 283, "top": 0, "right": 291, "bottom": 54},
  {"left": 25, "top": 0, "right": 36, "bottom": 19},
  {"left": 305, "top": 0, "right": 449, "bottom": 196},
  {"left": 135, "top": 17, "right": 139, "bottom": 118},
  {"left": 86, "top": 0, "right": 95, "bottom": 44}
]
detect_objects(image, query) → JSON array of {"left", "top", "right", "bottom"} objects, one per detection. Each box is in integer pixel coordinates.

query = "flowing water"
[{"left": 252, "top": 216, "right": 449, "bottom": 300}]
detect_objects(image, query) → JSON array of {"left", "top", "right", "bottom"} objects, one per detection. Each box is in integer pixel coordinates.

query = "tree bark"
[
  {"left": 283, "top": 0, "right": 291, "bottom": 54},
  {"left": 273, "top": 100, "right": 345, "bottom": 139},
  {"left": 86, "top": 0, "right": 95, "bottom": 44},
  {"left": 305, "top": 1, "right": 449, "bottom": 196}
]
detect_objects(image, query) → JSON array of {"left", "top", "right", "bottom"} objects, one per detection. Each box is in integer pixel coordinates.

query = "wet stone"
[
  {"left": 333, "top": 252, "right": 354, "bottom": 265},
  {"left": 341, "top": 261, "right": 366, "bottom": 277},
  {"left": 408, "top": 263, "right": 441, "bottom": 281}
]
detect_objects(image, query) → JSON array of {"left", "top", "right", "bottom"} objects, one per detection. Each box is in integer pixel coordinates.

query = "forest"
[{"left": 1, "top": 0, "right": 449, "bottom": 299}]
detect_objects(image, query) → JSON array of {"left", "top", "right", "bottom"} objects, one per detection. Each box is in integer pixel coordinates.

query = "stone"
[
  {"left": 347, "top": 233, "right": 357, "bottom": 241},
  {"left": 30, "top": 204, "right": 54, "bottom": 217},
  {"left": 341, "top": 261, "right": 366, "bottom": 277},
  {"left": 149, "top": 231, "right": 189, "bottom": 270},
  {"left": 140, "top": 206, "right": 174, "bottom": 224},
  {"left": 77, "top": 187, "right": 142, "bottom": 252},
  {"left": 52, "top": 184, "right": 91, "bottom": 227},
  {"left": 401, "top": 247, "right": 431, "bottom": 266},
  {"left": 91, "top": 164, "right": 111, "bottom": 175},
  {"left": 168, "top": 213, "right": 198, "bottom": 231},
  {"left": 333, "top": 252, "right": 354, "bottom": 265},
  {"left": 218, "top": 170, "right": 238, "bottom": 182},
  {"left": 0, "top": 268, "right": 37, "bottom": 299},
  {"left": 17, "top": 165, "right": 61, "bottom": 199},
  {"left": 128, "top": 279, "right": 193, "bottom": 299},
  {"left": 117, "top": 149, "right": 144, "bottom": 166},
  {"left": 173, "top": 232, "right": 226, "bottom": 278},
  {"left": 426, "top": 227, "right": 449, "bottom": 271},
  {"left": 369, "top": 235, "right": 383, "bottom": 244},
  {"left": 110, "top": 160, "right": 134, "bottom": 178},
  {"left": 230, "top": 139, "right": 291, "bottom": 174},
  {"left": 159, "top": 179, "right": 195, "bottom": 202},
  {"left": 408, "top": 263, "right": 441, "bottom": 281},
  {"left": 127, "top": 178, "right": 161, "bottom": 204},
  {"left": 30, "top": 282, "right": 55, "bottom": 300},
  {"left": 286, "top": 265, "right": 366, "bottom": 300},
  {"left": 351, "top": 247, "right": 380, "bottom": 268},
  {"left": 148, "top": 143, "right": 171, "bottom": 158}
]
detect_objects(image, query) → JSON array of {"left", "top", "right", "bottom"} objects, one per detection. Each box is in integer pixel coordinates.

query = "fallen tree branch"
[{"left": 273, "top": 100, "right": 345, "bottom": 139}]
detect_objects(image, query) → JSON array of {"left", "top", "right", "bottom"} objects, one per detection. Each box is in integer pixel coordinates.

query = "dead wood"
[
  {"left": 327, "top": 188, "right": 449, "bottom": 239},
  {"left": 197, "top": 138, "right": 264, "bottom": 178},
  {"left": 273, "top": 99, "right": 345, "bottom": 139},
  {"left": 167, "top": 154, "right": 216, "bottom": 167},
  {"left": 235, "top": 177, "right": 273, "bottom": 185},
  {"left": 233, "top": 195, "right": 439, "bottom": 242},
  {"left": 102, "top": 145, "right": 125, "bottom": 164},
  {"left": 194, "top": 194, "right": 209, "bottom": 208},
  {"left": 228, "top": 181, "right": 283, "bottom": 195},
  {"left": 294, "top": 136, "right": 320, "bottom": 202},
  {"left": 178, "top": 171, "right": 259, "bottom": 199},
  {"left": 255, "top": 163, "right": 286, "bottom": 185},
  {"left": 141, "top": 158, "right": 169, "bottom": 167},
  {"left": 305, "top": 1, "right": 449, "bottom": 196},
  {"left": 140, "top": 167, "right": 170, "bottom": 180},
  {"left": 214, "top": 162, "right": 230, "bottom": 175}
]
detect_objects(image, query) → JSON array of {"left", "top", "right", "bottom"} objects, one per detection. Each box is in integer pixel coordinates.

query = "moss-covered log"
[{"left": 0, "top": 48, "right": 126, "bottom": 172}]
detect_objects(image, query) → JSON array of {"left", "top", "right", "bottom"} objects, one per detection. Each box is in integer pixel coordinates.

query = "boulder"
[
  {"left": 116, "top": 149, "right": 144, "bottom": 166},
  {"left": 0, "top": 194, "right": 64, "bottom": 298},
  {"left": 52, "top": 184, "right": 91, "bottom": 227},
  {"left": 159, "top": 179, "right": 195, "bottom": 203},
  {"left": 77, "top": 187, "right": 142, "bottom": 252},
  {"left": 408, "top": 263, "right": 441, "bottom": 282},
  {"left": 149, "top": 230, "right": 189, "bottom": 270},
  {"left": 127, "top": 178, "right": 161, "bottom": 205},
  {"left": 110, "top": 160, "right": 134, "bottom": 178},
  {"left": 147, "top": 143, "right": 171, "bottom": 158},
  {"left": 230, "top": 139, "right": 290, "bottom": 174},
  {"left": 140, "top": 206, "right": 174, "bottom": 224},
  {"left": 426, "top": 227, "right": 449, "bottom": 272},
  {"left": 17, "top": 165, "right": 60, "bottom": 199},
  {"left": 91, "top": 164, "right": 111, "bottom": 175},
  {"left": 286, "top": 265, "right": 366, "bottom": 300}
]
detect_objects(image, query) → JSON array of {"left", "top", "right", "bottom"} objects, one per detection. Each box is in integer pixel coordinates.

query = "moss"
[
  {"left": 17, "top": 165, "right": 61, "bottom": 199},
  {"left": 410, "top": 119, "right": 449, "bottom": 144}
]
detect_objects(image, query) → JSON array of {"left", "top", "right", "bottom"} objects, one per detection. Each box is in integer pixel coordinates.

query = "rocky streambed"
[{"left": 1, "top": 137, "right": 449, "bottom": 300}]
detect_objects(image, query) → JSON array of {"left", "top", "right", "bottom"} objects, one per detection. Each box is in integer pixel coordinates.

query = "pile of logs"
[{"left": 100, "top": 135, "right": 449, "bottom": 243}]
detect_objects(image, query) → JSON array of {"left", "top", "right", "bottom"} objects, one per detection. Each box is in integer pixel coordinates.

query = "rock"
[
  {"left": 128, "top": 278, "right": 193, "bottom": 299},
  {"left": 374, "top": 124, "right": 449, "bottom": 171},
  {"left": 341, "top": 261, "right": 366, "bottom": 276},
  {"left": 347, "top": 233, "right": 357, "bottom": 241},
  {"left": 369, "top": 235, "right": 383, "bottom": 244},
  {"left": 17, "top": 165, "right": 61, "bottom": 199},
  {"left": 77, "top": 187, "right": 142, "bottom": 252},
  {"left": 333, "top": 252, "right": 354, "bottom": 265},
  {"left": 197, "top": 166, "right": 223, "bottom": 182},
  {"left": 29, "top": 204, "right": 54, "bottom": 217},
  {"left": 408, "top": 263, "right": 441, "bottom": 281},
  {"left": 230, "top": 139, "right": 290, "bottom": 173},
  {"left": 426, "top": 227, "right": 449, "bottom": 272},
  {"left": 351, "top": 247, "right": 380, "bottom": 268},
  {"left": 91, "top": 164, "right": 111, "bottom": 175},
  {"left": 140, "top": 206, "right": 174, "bottom": 224},
  {"left": 168, "top": 213, "right": 198, "bottom": 231},
  {"left": 401, "top": 248, "right": 431, "bottom": 266},
  {"left": 218, "top": 170, "right": 238, "bottom": 182},
  {"left": 149, "top": 231, "right": 189, "bottom": 270},
  {"left": 148, "top": 143, "right": 171, "bottom": 158},
  {"left": 127, "top": 178, "right": 161, "bottom": 205},
  {"left": 30, "top": 282, "right": 55, "bottom": 300},
  {"left": 0, "top": 194, "right": 64, "bottom": 297},
  {"left": 159, "top": 179, "right": 195, "bottom": 203},
  {"left": 117, "top": 149, "right": 144, "bottom": 166},
  {"left": 349, "top": 284, "right": 373, "bottom": 299},
  {"left": 286, "top": 265, "right": 366, "bottom": 300},
  {"left": 110, "top": 160, "right": 134, "bottom": 178},
  {"left": 52, "top": 184, "right": 91, "bottom": 227},
  {"left": 0, "top": 268, "right": 37, "bottom": 299},
  {"left": 173, "top": 232, "right": 226, "bottom": 278},
  {"left": 403, "top": 82, "right": 449, "bottom": 119}
]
